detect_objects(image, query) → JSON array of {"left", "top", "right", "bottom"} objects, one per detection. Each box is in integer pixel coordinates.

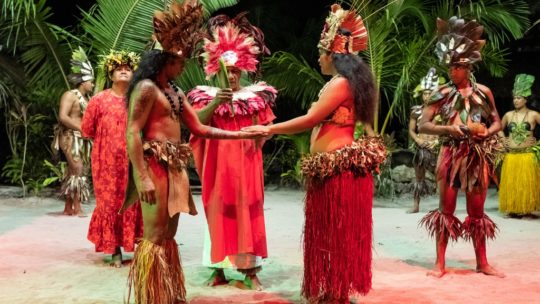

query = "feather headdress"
[
  {"left": 318, "top": 4, "right": 368, "bottom": 54},
  {"left": 153, "top": 0, "right": 204, "bottom": 58},
  {"left": 202, "top": 13, "right": 268, "bottom": 76},
  {"left": 413, "top": 68, "right": 442, "bottom": 98},
  {"left": 68, "top": 47, "right": 94, "bottom": 86},
  {"left": 435, "top": 16, "right": 485, "bottom": 66}
]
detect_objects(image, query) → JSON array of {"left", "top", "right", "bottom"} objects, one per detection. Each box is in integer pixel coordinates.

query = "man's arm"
[
  {"left": 408, "top": 118, "right": 424, "bottom": 146},
  {"left": 181, "top": 94, "right": 260, "bottom": 139},
  {"left": 126, "top": 80, "right": 157, "bottom": 204},
  {"left": 59, "top": 91, "right": 81, "bottom": 131},
  {"left": 418, "top": 103, "right": 464, "bottom": 138}
]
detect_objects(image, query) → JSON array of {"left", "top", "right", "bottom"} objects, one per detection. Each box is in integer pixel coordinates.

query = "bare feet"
[
  {"left": 407, "top": 201, "right": 419, "bottom": 213},
  {"left": 111, "top": 252, "right": 122, "bottom": 268},
  {"left": 63, "top": 201, "right": 73, "bottom": 215},
  {"left": 248, "top": 274, "right": 263, "bottom": 291},
  {"left": 427, "top": 266, "right": 446, "bottom": 278},
  {"left": 477, "top": 265, "right": 505, "bottom": 278},
  {"left": 74, "top": 209, "right": 87, "bottom": 217},
  {"left": 230, "top": 274, "right": 263, "bottom": 291},
  {"left": 407, "top": 207, "right": 419, "bottom": 214},
  {"left": 206, "top": 269, "right": 228, "bottom": 287}
]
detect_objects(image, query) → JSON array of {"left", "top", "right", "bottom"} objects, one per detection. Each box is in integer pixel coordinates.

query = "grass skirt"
[
  {"left": 302, "top": 171, "right": 373, "bottom": 301},
  {"left": 499, "top": 152, "right": 540, "bottom": 214},
  {"left": 127, "top": 239, "right": 185, "bottom": 304}
]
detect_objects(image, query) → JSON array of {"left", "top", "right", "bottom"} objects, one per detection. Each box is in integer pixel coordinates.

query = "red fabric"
[
  {"left": 189, "top": 86, "right": 276, "bottom": 263},
  {"left": 82, "top": 89, "right": 143, "bottom": 254},
  {"left": 302, "top": 171, "right": 373, "bottom": 300}
]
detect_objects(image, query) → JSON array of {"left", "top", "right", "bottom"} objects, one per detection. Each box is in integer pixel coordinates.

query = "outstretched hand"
[
  {"left": 237, "top": 130, "right": 267, "bottom": 139},
  {"left": 242, "top": 125, "right": 271, "bottom": 136}
]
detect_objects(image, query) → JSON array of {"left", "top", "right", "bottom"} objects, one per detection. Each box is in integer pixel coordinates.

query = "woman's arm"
[
  {"left": 245, "top": 77, "right": 350, "bottom": 135},
  {"left": 181, "top": 94, "right": 261, "bottom": 139}
]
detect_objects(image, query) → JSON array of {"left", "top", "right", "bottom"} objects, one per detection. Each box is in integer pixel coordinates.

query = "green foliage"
[
  {"left": 81, "top": 0, "right": 239, "bottom": 91},
  {"left": 273, "top": 132, "right": 311, "bottom": 187},
  {"left": 262, "top": 51, "right": 325, "bottom": 110}
]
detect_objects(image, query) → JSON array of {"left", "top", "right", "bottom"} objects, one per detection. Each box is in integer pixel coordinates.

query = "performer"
[
  {"left": 243, "top": 4, "right": 386, "bottom": 303},
  {"left": 123, "top": 1, "right": 264, "bottom": 302},
  {"left": 408, "top": 68, "right": 440, "bottom": 213},
  {"left": 419, "top": 16, "right": 505, "bottom": 278},
  {"left": 498, "top": 74, "right": 540, "bottom": 217},
  {"left": 55, "top": 47, "right": 94, "bottom": 216},
  {"left": 82, "top": 50, "right": 143, "bottom": 267},
  {"left": 188, "top": 13, "right": 276, "bottom": 290}
]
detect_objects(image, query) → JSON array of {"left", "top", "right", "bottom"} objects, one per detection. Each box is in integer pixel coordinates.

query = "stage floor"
[{"left": 0, "top": 187, "right": 538, "bottom": 303}]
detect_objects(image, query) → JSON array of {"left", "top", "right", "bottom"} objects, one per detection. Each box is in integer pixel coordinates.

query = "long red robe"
[
  {"left": 82, "top": 89, "right": 143, "bottom": 254},
  {"left": 188, "top": 83, "right": 276, "bottom": 264}
]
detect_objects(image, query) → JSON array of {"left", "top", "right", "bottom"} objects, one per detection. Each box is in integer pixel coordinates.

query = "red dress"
[
  {"left": 82, "top": 89, "right": 143, "bottom": 254},
  {"left": 188, "top": 83, "right": 276, "bottom": 265}
]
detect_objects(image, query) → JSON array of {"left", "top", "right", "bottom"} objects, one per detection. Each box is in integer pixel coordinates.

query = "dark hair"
[
  {"left": 329, "top": 28, "right": 376, "bottom": 125},
  {"left": 126, "top": 49, "right": 175, "bottom": 104}
]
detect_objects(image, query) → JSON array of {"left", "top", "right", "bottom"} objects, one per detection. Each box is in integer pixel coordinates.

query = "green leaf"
[{"left": 262, "top": 51, "right": 325, "bottom": 110}]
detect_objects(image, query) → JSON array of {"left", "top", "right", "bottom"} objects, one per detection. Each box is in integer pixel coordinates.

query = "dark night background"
[{"left": 1, "top": 0, "right": 539, "bottom": 174}]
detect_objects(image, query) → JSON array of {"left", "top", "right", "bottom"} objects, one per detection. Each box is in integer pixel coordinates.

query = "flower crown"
[
  {"left": 101, "top": 50, "right": 140, "bottom": 77},
  {"left": 318, "top": 4, "right": 368, "bottom": 55},
  {"left": 152, "top": 0, "right": 204, "bottom": 58},
  {"left": 435, "top": 16, "right": 485, "bottom": 66}
]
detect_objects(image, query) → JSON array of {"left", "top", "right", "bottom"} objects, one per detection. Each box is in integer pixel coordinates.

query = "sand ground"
[{"left": 0, "top": 186, "right": 539, "bottom": 304}]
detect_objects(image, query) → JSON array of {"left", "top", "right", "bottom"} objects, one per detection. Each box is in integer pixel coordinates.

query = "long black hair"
[
  {"left": 126, "top": 49, "right": 175, "bottom": 105},
  {"left": 331, "top": 29, "right": 376, "bottom": 125}
]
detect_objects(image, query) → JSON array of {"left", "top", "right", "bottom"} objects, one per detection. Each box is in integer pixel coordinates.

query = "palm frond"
[
  {"left": 262, "top": 51, "right": 325, "bottom": 110},
  {"left": 459, "top": 0, "right": 530, "bottom": 49},
  {"left": 479, "top": 44, "right": 509, "bottom": 78},
  {"left": 200, "top": 0, "right": 239, "bottom": 18},
  {"left": 82, "top": 0, "right": 239, "bottom": 91},
  {"left": 1, "top": 0, "right": 71, "bottom": 91},
  {"left": 176, "top": 58, "right": 212, "bottom": 91}
]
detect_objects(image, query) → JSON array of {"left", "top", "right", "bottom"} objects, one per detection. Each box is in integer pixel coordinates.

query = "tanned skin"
[
  {"left": 127, "top": 55, "right": 261, "bottom": 250},
  {"left": 407, "top": 90, "right": 439, "bottom": 213},
  {"left": 418, "top": 64, "right": 504, "bottom": 278},
  {"left": 58, "top": 80, "right": 94, "bottom": 216},
  {"left": 244, "top": 50, "right": 374, "bottom": 152}
]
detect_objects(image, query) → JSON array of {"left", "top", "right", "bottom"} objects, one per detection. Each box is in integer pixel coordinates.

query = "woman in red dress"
[
  {"left": 244, "top": 4, "right": 386, "bottom": 303},
  {"left": 82, "top": 51, "right": 143, "bottom": 267},
  {"left": 188, "top": 14, "right": 276, "bottom": 290}
]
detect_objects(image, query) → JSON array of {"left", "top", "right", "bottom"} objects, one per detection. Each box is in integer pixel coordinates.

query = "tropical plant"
[
  {"left": 274, "top": 132, "right": 311, "bottom": 187},
  {"left": 262, "top": 0, "right": 530, "bottom": 135},
  {"left": 81, "top": 0, "right": 239, "bottom": 91},
  {"left": 351, "top": 0, "right": 530, "bottom": 133}
]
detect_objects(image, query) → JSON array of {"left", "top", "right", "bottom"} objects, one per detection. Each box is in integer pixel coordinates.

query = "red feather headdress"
[
  {"left": 318, "top": 4, "right": 368, "bottom": 54},
  {"left": 202, "top": 22, "right": 260, "bottom": 76}
]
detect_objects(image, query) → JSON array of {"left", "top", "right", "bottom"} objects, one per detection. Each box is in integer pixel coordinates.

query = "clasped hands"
[{"left": 447, "top": 123, "right": 489, "bottom": 140}]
